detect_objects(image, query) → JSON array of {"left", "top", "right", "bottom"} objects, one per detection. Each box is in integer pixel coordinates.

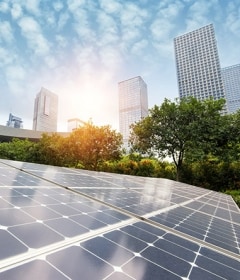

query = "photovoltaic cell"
[{"left": 0, "top": 159, "right": 239, "bottom": 279}]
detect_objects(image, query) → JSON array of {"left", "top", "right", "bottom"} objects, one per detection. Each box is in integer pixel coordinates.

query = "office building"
[
  {"left": 174, "top": 24, "right": 226, "bottom": 104},
  {"left": 32, "top": 87, "right": 58, "bottom": 132},
  {"left": 67, "top": 118, "right": 86, "bottom": 132},
  {"left": 222, "top": 64, "right": 240, "bottom": 114},
  {"left": 6, "top": 113, "right": 23, "bottom": 128},
  {"left": 119, "top": 76, "right": 148, "bottom": 150}
]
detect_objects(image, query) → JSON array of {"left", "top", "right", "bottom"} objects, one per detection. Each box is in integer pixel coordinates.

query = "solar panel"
[{"left": 0, "top": 159, "right": 239, "bottom": 279}]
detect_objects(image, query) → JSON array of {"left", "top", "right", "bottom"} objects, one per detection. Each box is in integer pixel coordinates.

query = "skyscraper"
[
  {"left": 6, "top": 113, "right": 23, "bottom": 128},
  {"left": 174, "top": 24, "right": 225, "bottom": 103},
  {"left": 119, "top": 76, "right": 148, "bottom": 150},
  {"left": 221, "top": 64, "right": 240, "bottom": 114},
  {"left": 32, "top": 87, "right": 58, "bottom": 132}
]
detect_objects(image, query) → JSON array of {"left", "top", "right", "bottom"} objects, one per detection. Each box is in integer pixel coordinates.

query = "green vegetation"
[
  {"left": 224, "top": 190, "right": 240, "bottom": 208},
  {"left": 0, "top": 98, "right": 240, "bottom": 207}
]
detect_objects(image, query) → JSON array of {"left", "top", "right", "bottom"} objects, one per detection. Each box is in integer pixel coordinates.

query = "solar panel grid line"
[
  {"left": 142, "top": 191, "right": 214, "bottom": 220},
  {"left": 78, "top": 226, "right": 185, "bottom": 279},
  {"left": 1, "top": 159, "right": 240, "bottom": 279},
  {"left": 101, "top": 222, "right": 238, "bottom": 279},
  {"left": 146, "top": 214, "right": 240, "bottom": 262},
  {"left": 12, "top": 163, "right": 238, "bottom": 262},
  {"left": 0, "top": 217, "right": 137, "bottom": 273},
  {"left": 69, "top": 169, "right": 144, "bottom": 189},
  {"left": 183, "top": 196, "right": 240, "bottom": 224},
  {"left": 154, "top": 209, "right": 240, "bottom": 255},
  {"left": 43, "top": 225, "right": 239, "bottom": 279},
  {"left": 0, "top": 164, "right": 142, "bottom": 223}
]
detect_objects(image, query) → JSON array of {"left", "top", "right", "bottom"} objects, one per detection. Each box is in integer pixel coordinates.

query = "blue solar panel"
[{"left": 0, "top": 159, "right": 239, "bottom": 279}]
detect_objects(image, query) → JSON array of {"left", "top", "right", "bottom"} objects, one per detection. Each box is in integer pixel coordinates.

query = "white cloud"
[
  {"left": 0, "top": 21, "right": 14, "bottom": 43},
  {"left": 131, "top": 39, "right": 148, "bottom": 56},
  {"left": 0, "top": 47, "right": 14, "bottom": 66},
  {"left": 67, "top": 0, "right": 86, "bottom": 11},
  {"left": 53, "top": 1, "right": 64, "bottom": 12},
  {"left": 57, "top": 12, "right": 70, "bottom": 29},
  {"left": 225, "top": 2, "right": 240, "bottom": 37},
  {"left": 185, "top": 0, "right": 219, "bottom": 31},
  {"left": 150, "top": 19, "right": 173, "bottom": 41},
  {"left": 74, "top": 45, "right": 98, "bottom": 73},
  {"left": 96, "top": 11, "right": 119, "bottom": 46},
  {"left": 99, "top": 45, "right": 122, "bottom": 70},
  {"left": 99, "top": 0, "right": 122, "bottom": 14},
  {"left": 23, "top": 0, "right": 41, "bottom": 16},
  {"left": 0, "top": 1, "right": 9, "bottom": 13},
  {"left": 116, "top": 2, "right": 150, "bottom": 54},
  {"left": 97, "top": 11, "right": 118, "bottom": 33},
  {"left": 55, "top": 35, "right": 68, "bottom": 48},
  {"left": 151, "top": 1, "right": 184, "bottom": 42},
  {"left": 11, "top": 3, "right": 22, "bottom": 19},
  {"left": 18, "top": 16, "right": 50, "bottom": 56},
  {"left": 18, "top": 16, "right": 40, "bottom": 33},
  {"left": 120, "top": 2, "right": 148, "bottom": 27},
  {"left": 158, "top": 0, "right": 184, "bottom": 18},
  {"left": 44, "top": 10, "right": 56, "bottom": 26}
]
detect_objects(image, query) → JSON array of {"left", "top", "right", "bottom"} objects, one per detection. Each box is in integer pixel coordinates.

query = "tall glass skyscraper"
[
  {"left": 174, "top": 24, "right": 226, "bottom": 103},
  {"left": 221, "top": 64, "right": 240, "bottom": 114},
  {"left": 119, "top": 76, "right": 148, "bottom": 150},
  {"left": 32, "top": 87, "right": 58, "bottom": 132}
]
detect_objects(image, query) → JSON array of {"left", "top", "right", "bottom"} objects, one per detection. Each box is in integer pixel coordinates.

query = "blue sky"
[{"left": 0, "top": 0, "right": 240, "bottom": 131}]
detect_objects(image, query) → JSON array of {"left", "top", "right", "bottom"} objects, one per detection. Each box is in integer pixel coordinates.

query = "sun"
[{"left": 57, "top": 73, "right": 118, "bottom": 130}]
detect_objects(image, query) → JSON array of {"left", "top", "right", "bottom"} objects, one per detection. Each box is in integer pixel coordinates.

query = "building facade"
[
  {"left": 67, "top": 118, "right": 86, "bottom": 132},
  {"left": 174, "top": 24, "right": 226, "bottom": 104},
  {"left": 6, "top": 113, "right": 23, "bottom": 128},
  {"left": 221, "top": 64, "right": 240, "bottom": 114},
  {"left": 32, "top": 87, "right": 58, "bottom": 132},
  {"left": 119, "top": 76, "right": 148, "bottom": 150}
]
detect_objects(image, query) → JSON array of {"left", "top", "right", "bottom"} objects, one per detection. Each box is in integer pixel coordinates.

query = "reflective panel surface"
[{"left": 0, "top": 159, "right": 239, "bottom": 279}]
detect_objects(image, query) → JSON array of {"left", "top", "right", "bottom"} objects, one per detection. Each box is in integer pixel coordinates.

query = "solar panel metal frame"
[{"left": 0, "top": 159, "right": 240, "bottom": 279}]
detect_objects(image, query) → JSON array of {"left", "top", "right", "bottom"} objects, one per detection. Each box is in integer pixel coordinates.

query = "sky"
[{"left": 0, "top": 0, "right": 240, "bottom": 132}]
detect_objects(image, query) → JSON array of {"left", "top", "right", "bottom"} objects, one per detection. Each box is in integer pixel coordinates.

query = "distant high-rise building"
[
  {"left": 67, "top": 118, "right": 86, "bottom": 132},
  {"left": 174, "top": 24, "right": 226, "bottom": 105},
  {"left": 6, "top": 113, "right": 23, "bottom": 128},
  {"left": 222, "top": 64, "right": 240, "bottom": 114},
  {"left": 32, "top": 87, "right": 58, "bottom": 132},
  {"left": 119, "top": 76, "right": 148, "bottom": 150}
]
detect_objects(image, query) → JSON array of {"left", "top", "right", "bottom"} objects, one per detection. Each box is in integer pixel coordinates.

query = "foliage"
[
  {"left": 35, "top": 133, "right": 68, "bottom": 166},
  {"left": 99, "top": 155, "right": 176, "bottom": 179},
  {"left": 130, "top": 97, "right": 226, "bottom": 181},
  {"left": 0, "top": 138, "right": 37, "bottom": 162},
  {"left": 0, "top": 123, "right": 123, "bottom": 170},
  {"left": 180, "top": 159, "right": 240, "bottom": 191},
  {"left": 1, "top": 112, "right": 240, "bottom": 203},
  {"left": 66, "top": 122, "right": 123, "bottom": 170},
  {"left": 224, "top": 190, "right": 240, "bottom": 208}
]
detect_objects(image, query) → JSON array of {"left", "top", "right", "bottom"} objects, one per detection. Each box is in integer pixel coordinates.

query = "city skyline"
[{"left": 0, "top": 0, "right": 240, "bottom": 131}]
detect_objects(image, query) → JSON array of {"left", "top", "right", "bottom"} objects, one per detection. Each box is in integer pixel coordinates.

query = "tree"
[
  {"left": 130, "top": 97, "right": 226, "bottom": 181},
  {"left": 35, "top": 133, "right": 67, "bottom": 166},
  {"left": 67, "top": 122, "right": 123, "bottom": 170},
  {"left": 0, "top": 138, "right": 37, "bottom": 162}
]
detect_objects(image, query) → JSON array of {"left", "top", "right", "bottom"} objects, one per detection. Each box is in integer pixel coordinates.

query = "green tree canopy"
[
  {"left": 67, "top": 122, "right": 123, "bottom": 170},
  {"left": 130, "top": 97, "right": 226, "bottom": 180}
]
